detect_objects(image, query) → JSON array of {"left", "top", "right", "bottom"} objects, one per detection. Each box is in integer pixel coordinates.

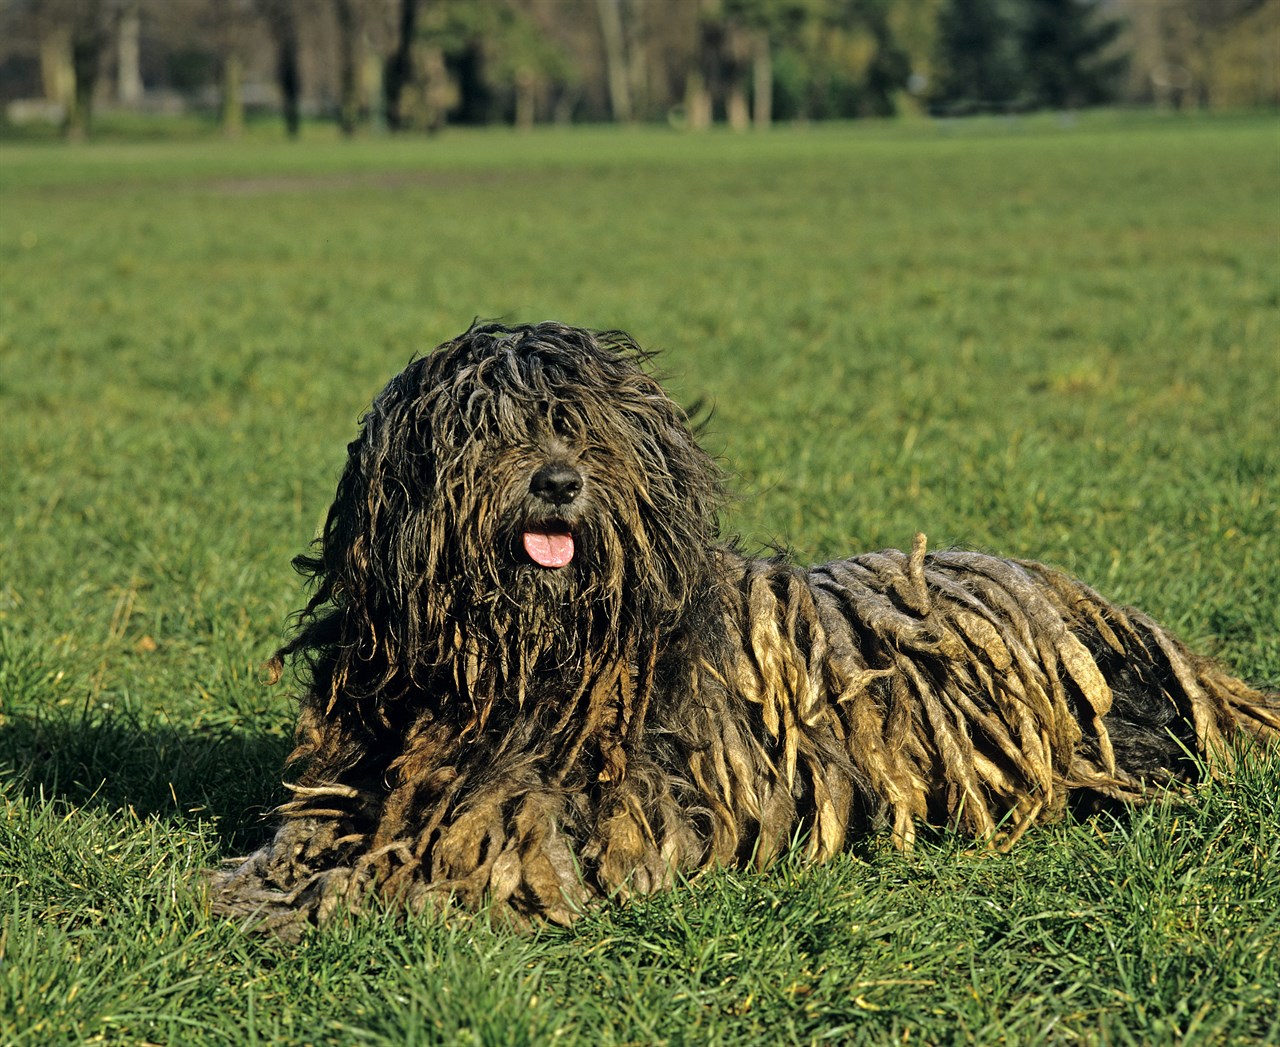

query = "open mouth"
[{"left": 521, "top": 525, "right": 575, "bottom": 568}]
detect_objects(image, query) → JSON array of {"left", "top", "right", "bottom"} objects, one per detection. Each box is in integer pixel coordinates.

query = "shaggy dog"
[{"left": 212, "top": 321, "right": 1279, "bottom": 936}]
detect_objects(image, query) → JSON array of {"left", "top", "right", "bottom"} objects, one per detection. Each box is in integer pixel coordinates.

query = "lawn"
[{"left": 1, "top": 112, "right": 1277, "bottom": 1045}]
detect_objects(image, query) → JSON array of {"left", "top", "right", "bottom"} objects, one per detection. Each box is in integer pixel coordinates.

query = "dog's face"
[
  {"left": 307, "top": 323, "right": 723, "bottom": 703},
  {"left": 419, "top": 331, "right": 653, "bottom": 597}
]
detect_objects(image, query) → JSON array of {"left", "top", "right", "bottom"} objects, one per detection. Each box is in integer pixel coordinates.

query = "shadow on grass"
[{"left": 0, "top": 708, "right": 291, "bottom": 853}]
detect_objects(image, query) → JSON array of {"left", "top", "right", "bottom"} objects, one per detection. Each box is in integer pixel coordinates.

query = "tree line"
[{"left": 1, "top": 0, "right": 1276, "bottom": 139}]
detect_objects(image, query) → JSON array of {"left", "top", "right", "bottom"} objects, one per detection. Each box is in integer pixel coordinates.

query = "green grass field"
[{"left": 1, "top": 113, "right": 1278, "bottom": 1045}]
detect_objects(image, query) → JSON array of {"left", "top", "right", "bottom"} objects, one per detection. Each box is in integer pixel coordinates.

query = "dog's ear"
[{"left": 269, "top": 354, "right": 452, "bottom": 705}]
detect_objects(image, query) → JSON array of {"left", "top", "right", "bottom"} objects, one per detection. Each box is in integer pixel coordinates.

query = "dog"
[{"left": 211, "top": 321, "right": 1279, "bottom": 936}]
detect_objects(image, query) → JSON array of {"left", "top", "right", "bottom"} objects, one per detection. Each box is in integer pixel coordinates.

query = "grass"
[{"left": 1, "top": 112, "right": 1278, "bottom": 1044}]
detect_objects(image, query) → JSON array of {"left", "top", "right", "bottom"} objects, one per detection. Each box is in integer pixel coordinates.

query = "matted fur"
[{"left": 211, "top": 321, "right": 1279, "bottom": 937}]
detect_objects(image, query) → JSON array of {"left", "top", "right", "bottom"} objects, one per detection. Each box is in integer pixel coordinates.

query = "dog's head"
[{"left": 284, "top": 322, "right": 723, "bottom": 722}]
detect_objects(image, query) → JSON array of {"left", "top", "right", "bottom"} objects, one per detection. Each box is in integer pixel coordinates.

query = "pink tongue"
[{"left": 523, "top": 531, "right": 575, "bottom": 568}]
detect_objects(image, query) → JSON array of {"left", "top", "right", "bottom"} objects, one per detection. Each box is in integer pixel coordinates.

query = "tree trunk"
[
  {"left": 752, "top": 30, "right": 771, "bottom": 128},
  {"left": 66, "top": 3, "right": 106, "bottom": 141},
  {"left": 422, "top": 46, "right": 455, "bottom": 132},
  {"left": 724, "top": 23, "right": 751, "bottom": 131},
  {"left": 222, "top": 52, "right": 245, "bottom": 137},
  {"left": 596, "top": 0, "right": 632, "bottom": 122},
  {"left": 39, "top": 26, "right": 74, "bottom": 111},
  {"left": 117, "top": 0, "right": 144, "bottom": 108},
  {"left": 687, "top": 12, "right": 721, "bottom": 130},
  {"left": 363, "top": 51, "right": 385, "bottom": 130},
  {"left": 685, "top": 69, "right": 712, "bottom": 129},
  {"left": 384, "top": 0, "right": 421, "bottom": 132},
  {"left": 334, "top": 0, "right": 361, "bottom": 136},
  {"left": 514, "top": 68, "right": 536, "bottom": 131},
  {"left": 267, "top": 0, "right": 302, "bottom": 138},
  {"left": 726, "top": 83, "right": 748, "bottom": 130},
  {"left": 626, "top": 6, "right": 649, "bottom": 120}
]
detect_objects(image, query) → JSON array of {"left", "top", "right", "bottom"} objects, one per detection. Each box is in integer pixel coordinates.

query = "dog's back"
[{"left": 700, "top": 535, "right": 1278, "bottom": 861}]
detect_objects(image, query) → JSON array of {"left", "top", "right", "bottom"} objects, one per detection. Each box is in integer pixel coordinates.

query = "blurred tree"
[
  {"left": 18, "top": 0, "right": 1270, "bottom": 130},
  {"left": 383, "top": 0, "right": 420, "bottom": 131},
  {"left": 1194, "top": 0, "right": 1280, "bottom": 107},
  {"left": 333, "top": 0, "right": 361, "bottom": 135},
  {"left": 66, "top": 0, "right": 108, "bottom": 138},
  {"left": 211, "top": 1, "right": 258, "bottom": 137},
  {"left": 685, "top": 0, "right": 820, "bottom": 130},
  {"left": 727, "top": 0, "right": 821, "bottom": 128},
  {"left": 33, "top": 14, "right": 76, "bottom": 117},
  {"left": 595, "top": 0, "right": 631, "bottom": 121},
  {"left": 1117, "top": 0, "right": 1279, "bottom": 109},
  {"left": 116, "top": 0, "right": 142, "bottom": 107},
  {"left": 684, "top": 0, "right": 718, "bottom": 129},
  {"left": 261, "top": 0, "right": 302, "bottom": 137},
  {"left": 420, "top": 0, "right": 574, "bottom": 128},
  {"left": 884, "top": 0, "right": 944, "bottom": 107},
  {"left": 1020, "top": 0, "right": 1125, "bottom": 108},
  {"left": 853, "top": 0, "right": 912, "bottom": 116},
  {"left": 769, "top": 0, "right": 911, "bottom": 121},
  {"left": 929, "top": 0, "right": 1026, "bottom": 113},
  {"left": 20, "top": 0, "right": 115, "bottom": 138}
]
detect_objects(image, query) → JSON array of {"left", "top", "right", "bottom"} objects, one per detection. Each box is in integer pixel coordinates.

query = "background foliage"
[
  {"left": 1, "top": 113, "right": 1278, "bottom": 1043},
  {"left": 2, "top": 0, "right": 1278, "bottom": 141}
]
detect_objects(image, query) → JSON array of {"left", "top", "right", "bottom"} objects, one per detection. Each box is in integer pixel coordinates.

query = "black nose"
[{"left": 529, "top": 462, "right": 583, "bottom": 506}]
